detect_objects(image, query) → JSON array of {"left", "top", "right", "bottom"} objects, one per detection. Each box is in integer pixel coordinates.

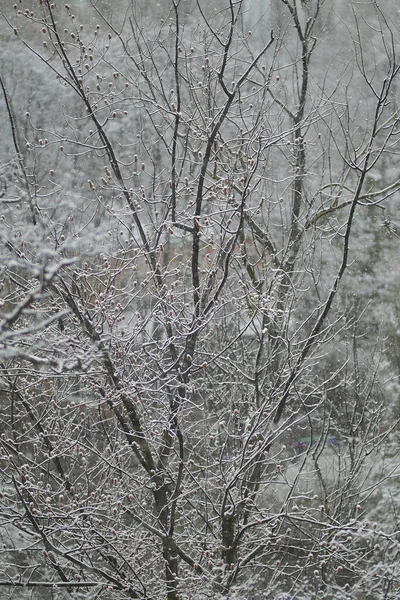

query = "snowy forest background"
[{"left": 1, "top": 0, "right": 400, "bottom": 598}]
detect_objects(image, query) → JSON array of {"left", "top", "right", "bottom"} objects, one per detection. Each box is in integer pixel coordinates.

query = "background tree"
[{"left": 1, "top": 1, "right": 400, "bottom": 599}]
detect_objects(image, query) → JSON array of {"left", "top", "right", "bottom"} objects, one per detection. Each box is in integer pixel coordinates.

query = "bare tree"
[{"left": 1, "top": 1, "right": 400, "bottom": 598}]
